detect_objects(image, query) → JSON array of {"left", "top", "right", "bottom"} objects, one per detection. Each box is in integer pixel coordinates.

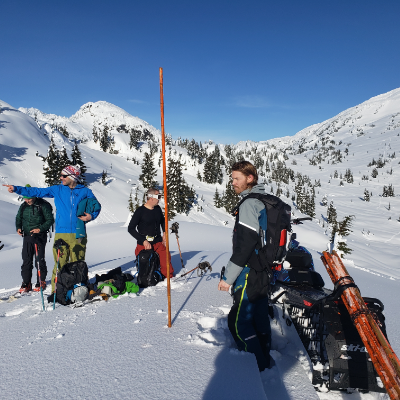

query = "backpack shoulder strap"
[
  {"left": 20, "top": 202, "right": 27, "bottom": 214},
  {"left": 231, "top": 192, "right": 282, "bottom": 216}
]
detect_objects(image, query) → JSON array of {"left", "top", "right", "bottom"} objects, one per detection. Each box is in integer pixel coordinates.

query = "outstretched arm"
[{"left": 3, "top": 185, "right": 14, "bottom": 193}]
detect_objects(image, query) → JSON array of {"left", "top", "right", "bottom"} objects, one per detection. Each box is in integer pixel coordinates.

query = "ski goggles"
[{"left": 147, "top": 194, "right": 163, "bottom": 199}]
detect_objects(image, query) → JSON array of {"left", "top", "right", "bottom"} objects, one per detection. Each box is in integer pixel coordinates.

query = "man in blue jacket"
[{"left": 4, "top": 165, "right": 101, "bottom": 292}]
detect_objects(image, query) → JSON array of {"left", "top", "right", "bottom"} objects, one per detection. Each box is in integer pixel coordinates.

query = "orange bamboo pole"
[
  {"left": 160, "top": 67, "right": 172, "bottom": 328},
  {"left": 321, "top": 251, "right": 400, "bottom": 399}
]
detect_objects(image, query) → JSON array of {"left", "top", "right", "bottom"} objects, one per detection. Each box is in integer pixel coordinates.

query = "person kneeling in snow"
[
  {"left": 218, "top": 161, "right": 272, "bottom": 371},
  {"left": 3, "top": 165, "right": 101, "bottom": 293},
  {"left": 128, "top": 187, "right": 174, "bottom": 279}
]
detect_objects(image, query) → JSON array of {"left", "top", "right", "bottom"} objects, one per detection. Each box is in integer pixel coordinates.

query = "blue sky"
[{"left": 1, "top": 0, "right": 400, "bottom": 143}]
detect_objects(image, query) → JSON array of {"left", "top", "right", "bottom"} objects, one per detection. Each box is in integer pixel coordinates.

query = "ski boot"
[
  {"left": 19, "top": 282, "right": 32, "bottom": 293},
  {"left": 33, "top": 281, "right": 46, "bottom": 292}
]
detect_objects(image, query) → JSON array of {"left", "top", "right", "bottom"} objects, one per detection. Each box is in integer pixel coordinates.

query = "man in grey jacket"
[{"left": 218, "top": 160, "right": 272, "bottom": 371}]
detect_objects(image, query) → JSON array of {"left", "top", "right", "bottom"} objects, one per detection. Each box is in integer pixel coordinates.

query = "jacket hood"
[{"left": 240, "top": 184, "right": 265, "bottom": 198}]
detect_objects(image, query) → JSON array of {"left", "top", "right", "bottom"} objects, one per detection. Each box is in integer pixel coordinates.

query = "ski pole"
[
  {"left": 53, "top": 248, "right": 60, "bottom": 310},
  {"left": 175, "top": 261, "right": 212, "bottom": 281},
  {"left": 35, "top": 243, "right": 45, "bottom": 312},
  {"left": 170, "top": 222, "right": 185, "bottom": 273},
  {"left": 177, "top": 265, "right": 199, "bottom": 279}
]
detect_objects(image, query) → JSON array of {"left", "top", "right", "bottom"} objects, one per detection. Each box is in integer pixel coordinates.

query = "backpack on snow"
[
  {"left": 136, "top": 249, "right": 163, "bottom": 288},
  {"left": 56, "top": 261, "right": 89, "bottom": 305},
  {"left": 231, "top": 193, "right": 292, "bottom": 302}
]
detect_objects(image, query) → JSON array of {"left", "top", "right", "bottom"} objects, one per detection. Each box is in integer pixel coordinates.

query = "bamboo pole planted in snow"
[{"left": 159, "top": 67, "right": 172, "bottom": 328}]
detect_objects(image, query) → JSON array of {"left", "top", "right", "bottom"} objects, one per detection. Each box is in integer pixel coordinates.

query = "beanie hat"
[
  {"left": 23, "top": 184, "right": 33, "bottom": 199},
  {"left": 61, "top": 165, "right": 81, "bottom": 182}
]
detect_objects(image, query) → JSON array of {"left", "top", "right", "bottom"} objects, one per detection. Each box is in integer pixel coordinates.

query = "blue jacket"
[
  {"left": 13, "top": 184, "right": 100, "bottom": 234},
  {"left": 76, "top": 197, "right": 102, "bottom": 238}
]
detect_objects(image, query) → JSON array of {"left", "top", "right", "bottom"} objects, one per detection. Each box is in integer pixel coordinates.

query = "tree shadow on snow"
[
  {"left": 0, "top": 144, "right": 27, "bottom": 166},
  {"left": 0, "top": 120, "right": 10, "bottom": 129},
  {"left": 85, "top": 172, "right": 104, "bottom": 185}
]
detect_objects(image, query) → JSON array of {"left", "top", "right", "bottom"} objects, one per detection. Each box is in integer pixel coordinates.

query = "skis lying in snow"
[
  {"left": 0, "top": 291, "right": 34, "bottom": 303},
  {"left": 70, "top": 297, "right": 103, "bottom": 308}
]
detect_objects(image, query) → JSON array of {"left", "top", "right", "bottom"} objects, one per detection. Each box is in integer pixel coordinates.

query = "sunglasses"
[
  {"left": 60, "top": 174, "right": 71, "bottom": 178},
  {"left": 148, "top": 194, "right": 162, "bottom": 199}
]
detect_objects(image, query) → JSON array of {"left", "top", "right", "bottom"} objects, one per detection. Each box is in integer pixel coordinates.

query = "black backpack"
[
  {"left": 136, "top": 249, "right": 163, "bottom": 288},
  {"left": 56, "top": 261, "right": 89, "bottom": 305},
  {"left": 232, "top": 193, "right": 292, "bottom": 302}
]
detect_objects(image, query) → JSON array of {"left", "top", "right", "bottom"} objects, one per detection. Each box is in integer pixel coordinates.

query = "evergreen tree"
[
  {"left": 306, "top": 190, "right": 316, "bottom": 218},
  {"left": 71, "top": 141, "right": 87, "bottom": 185},
  {"left": 321, "top": 194, "right": 328, "bottom": 206},
  {"left": 336, "top": 215, "right": 354, "bottom": 256},
  {"left": 344, "top": 168, "right": 354, "bottom": 183},
  {"left": 43, "top": 138, "right": 60, "bottom": 186},
  {"left": 139, "top": 152, "right": 158, "bottom": 190},
  {"left": 382, "top": 184, "right": 395, "bottom": 197},
  {"left": 134, "top": 187, "right": 140, "bottom": 211},
  {"left": 92, "top": 126, "right": 99, "bottom": 143},
  {"left": 100, "top": 125, "right": 111, "bottom": 152},
  {"left": 183, "top": 185, "right": 196, "bottom": 215},
  {"left": 203, "top": 146, "right": 223, "bottom": 184},
  {"left": 327, "top": 201, "right": 337, "bottom": 225},
  {"left": 222, "top": 177, "right": 239, "bottom": 213},
  {"left": 166, "top": 157, "right": 195, "bottom": 219},
  {"left": 58, "top": 147, "right": 70, "bottom": 176},
  {"left": 364, "top": 188, "right": 370, "bottom": 202},
  {"left": 101, "top": 170, "right": 107, "bottom": 185},
  {"left": 128, "top": 189, "right": 135, "bottom": 213},
  {"left": 214, "top": 188, "right": 222, "bottom": 208},
  {"left": 129, "top": 128, "right": 141, "bottom": 150}
]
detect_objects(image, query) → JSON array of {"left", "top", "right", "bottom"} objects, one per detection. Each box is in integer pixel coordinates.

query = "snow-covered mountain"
[
  {"left": 1, "top": 88, "right": 400, "bottom": 274},
  {"left": 1, "top": 89, "right": 400, "bottom": 399}
]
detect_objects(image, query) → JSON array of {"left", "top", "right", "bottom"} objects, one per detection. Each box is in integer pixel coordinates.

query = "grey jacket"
[{"left": 223, "top": 184, "right": 266, "bottom": 285}]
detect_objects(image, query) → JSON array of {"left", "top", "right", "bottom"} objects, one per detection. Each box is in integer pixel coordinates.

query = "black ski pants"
[
  {"left": 21, "top": 233, "right": 47, "bottom": 284},
  {"left": 228, "top": 286, "right": 271, "bottom": 371}
]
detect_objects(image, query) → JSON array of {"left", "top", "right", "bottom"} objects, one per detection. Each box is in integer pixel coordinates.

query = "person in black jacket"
[
  {"left": 15, "top": 186, "right": 54, "bottom": 293},
  {"left": 218, "top": 161, "right": 272, "bottom": 371},
  {"left": 128, "top": 188, "right": 174, "bottom": 278}
]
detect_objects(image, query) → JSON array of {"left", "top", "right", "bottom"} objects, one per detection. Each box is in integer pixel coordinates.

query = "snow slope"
[
  {"left": 0, "top": 219, "right": 392, "bottom": 400},
  {"left": 1, "top": 89, "right": 400, "bottom": 399}
]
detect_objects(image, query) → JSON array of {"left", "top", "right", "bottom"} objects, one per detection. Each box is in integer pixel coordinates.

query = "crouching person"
[
  {"left": 218, "top": 161, "right": 272, "bottom": 371},
  {"left": 128, "top": 187, "right": 174, "bottom": 279}
]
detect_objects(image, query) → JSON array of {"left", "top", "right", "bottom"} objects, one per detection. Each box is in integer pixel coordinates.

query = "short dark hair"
[
  {"left": 146, "top": 188, "right": 159, "bottom": 195},
  {"left": 231, "top": 160, "right": 258, "bottom": 187}
]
